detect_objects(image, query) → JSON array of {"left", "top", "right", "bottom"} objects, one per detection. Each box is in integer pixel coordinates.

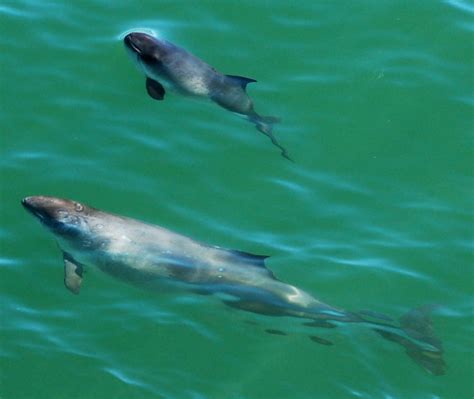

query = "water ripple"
[
  {"left": 103, "top": 367, "right": 155, "bottom": 392},
  {"left": 445, "top": 0, "right": 474, "bottom": 13}
]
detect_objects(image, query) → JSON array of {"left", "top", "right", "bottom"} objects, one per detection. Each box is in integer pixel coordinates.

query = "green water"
[{"left": 1, "top": 1, "right": 473, "bottom": 398}]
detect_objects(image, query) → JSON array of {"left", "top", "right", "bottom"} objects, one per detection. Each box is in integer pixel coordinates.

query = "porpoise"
[
  {"left": 22, "top": 196, "right": 445, "bottom": 375},
  {"left": 123, "top": 32, "right": 291, "bottom": 160}
]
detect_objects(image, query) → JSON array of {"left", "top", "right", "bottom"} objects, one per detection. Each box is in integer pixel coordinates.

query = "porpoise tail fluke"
[
  {"left": 331, "top": 305, "right": 445, "bottom": 375},
  {"left": 370, "top": 305, "right": 445, "bottom": 376},
  {"left": 251, "top": 114, "right": 292, "bottom": 161}
]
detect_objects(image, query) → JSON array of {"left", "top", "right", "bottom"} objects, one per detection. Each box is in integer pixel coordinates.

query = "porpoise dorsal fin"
[
  {"left": 63, "top": 253, "right": 84, "bottom": 295},
  {"left": 146, "top": 77, "right": 166, "bottom": 100},
  {"left": 226, "top": 249, "right": 269, "bottom": 268},
  {"left": 225, "top": 75, "right": 257, "bottom": 90},
  {"left": 213, "top": 246, "right": 276, "bottom": 279}
]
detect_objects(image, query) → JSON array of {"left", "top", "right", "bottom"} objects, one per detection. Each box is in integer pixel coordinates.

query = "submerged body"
[
  {"left": 22, "top": 196, "right": 445, "bottom": 374},
  {"left": 123, "top": 32, "right": 290, "bottom": 160}
]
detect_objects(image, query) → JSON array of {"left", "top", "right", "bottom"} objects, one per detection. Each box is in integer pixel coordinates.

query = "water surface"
[{"left": 1, "top": 1, "right": 473, "bottom": 398}]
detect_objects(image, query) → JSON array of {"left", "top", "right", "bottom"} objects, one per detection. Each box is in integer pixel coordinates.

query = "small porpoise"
[
  {"left": 123, "top": 32, "right": 291, "bottom": 160},
  {"left": 22, "top": 196, "right": 445, "bottom": 375}
]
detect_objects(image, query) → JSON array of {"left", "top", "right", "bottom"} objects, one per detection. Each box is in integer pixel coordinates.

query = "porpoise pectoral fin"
[
  {"left": 146, "top": 78, "right": 166, "bottom": 100},
  {"left": 63, "top": 253, "right": 84, "bottom": 295},
  {"left": 225, "top": 75, "right": 257, "bottom": 90}
]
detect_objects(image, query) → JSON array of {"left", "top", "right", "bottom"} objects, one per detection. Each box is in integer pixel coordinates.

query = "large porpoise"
[
  {"left": 22, "top": 196, "right": 445, "bottom": 375},
  {"left": 123, "top": 32, "right": 291, "bottom": 160}
]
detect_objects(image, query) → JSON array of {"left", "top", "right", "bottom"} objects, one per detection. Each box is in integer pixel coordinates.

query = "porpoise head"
[
  {"left": 124, "top": 32, "right": 167, "bottom": 78},
  {"left": 22, "top": 196, "right": 100, "bottom": 250}
]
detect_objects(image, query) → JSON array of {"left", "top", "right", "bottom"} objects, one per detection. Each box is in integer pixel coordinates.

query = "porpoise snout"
[
  {"left": 21, "top": 196, "right": 82, "bottom": 223},
  {"left": 123, "top": 33, "right": 140, "bottom": 53},
  {"left": 123, "top": 32, "right": 149, "bottom": 54},
  {"left": 123, "top": 32, "right": 161, "bottom": 57},
  {"left": 22, "top": 196, "right": 48, "bottom": 215},
  {"left": 22, "top": 196, "right": 58, "bottom": 221}
]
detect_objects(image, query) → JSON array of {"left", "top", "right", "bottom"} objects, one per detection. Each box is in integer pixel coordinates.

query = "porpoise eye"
[{"left": 74, "top": 203, "right": 84, "bottom": 212}]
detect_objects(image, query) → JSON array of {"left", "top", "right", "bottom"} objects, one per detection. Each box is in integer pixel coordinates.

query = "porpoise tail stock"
[
  {"left": 22, "top": 196, "right": 445, "bottom": 375},
  {"left": 123, "top": 32, "right": 291, "bottom": 160}
]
